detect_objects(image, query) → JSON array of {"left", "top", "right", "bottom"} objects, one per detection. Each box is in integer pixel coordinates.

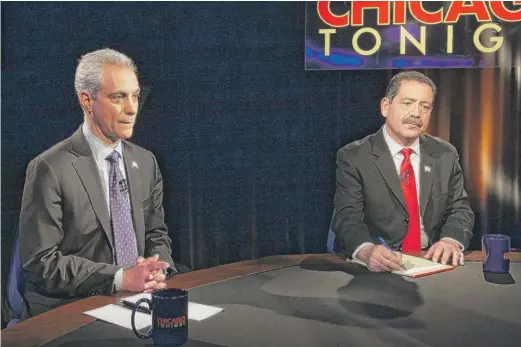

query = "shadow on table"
[
  {"left": 483, "top": 272, "right": 516, "bottom": 285},
  {"left": 182, "top": 256, "right": 521, "bottom": 346},
  {"left": 298, "top": 256, "right": 424, "bottom": 321},
  {"left": 189, "top": 255, "right": 426, "bottom": 329}
]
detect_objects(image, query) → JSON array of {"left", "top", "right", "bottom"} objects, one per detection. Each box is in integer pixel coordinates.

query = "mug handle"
[{"left": 131, "top": 298, "right": 153, "bottom": 339}]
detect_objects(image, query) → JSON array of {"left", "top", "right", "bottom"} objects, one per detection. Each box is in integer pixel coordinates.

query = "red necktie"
[{"left": 399, "top": 148, "right": 421, "bottom": 254}]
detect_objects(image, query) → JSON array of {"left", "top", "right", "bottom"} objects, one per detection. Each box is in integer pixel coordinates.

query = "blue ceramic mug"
[
  {"left": 482, "top": 234, "right": 510, "bottom": 274},
  {"left": 131, "top": 288, "right": 188, "bottom": 346}
]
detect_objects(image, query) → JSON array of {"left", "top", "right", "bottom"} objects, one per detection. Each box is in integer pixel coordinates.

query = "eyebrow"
[
  {"left": 402, "top": 97, "right": 432, "bottom": 106},
  {"left": 108, "top": 88, "right": 141, "bottom": 97}
]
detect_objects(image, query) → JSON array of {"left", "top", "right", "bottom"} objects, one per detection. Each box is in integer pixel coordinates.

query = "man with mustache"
[
  {"left": 332, "top": 71, "right": 474, "bottom": 272},
  {"left": 18, "top": 48, "right": 178, "bottom": 318}
]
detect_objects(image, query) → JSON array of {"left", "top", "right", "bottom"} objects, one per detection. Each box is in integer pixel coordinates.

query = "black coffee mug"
[
  {"left": 131, "top": 288, "right": 188, "bottom": 346},
  {"left": 482, "top": 234, "right": 510, "bottom": 274}
]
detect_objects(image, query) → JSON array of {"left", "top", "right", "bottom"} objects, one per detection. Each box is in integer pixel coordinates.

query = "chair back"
[
  {"left": 6, "top": 236, "right": 25, "bottom": 326},
  {"left": 326, "top": 227, "right": 337, "bottom": 253},
  {"left": 326, "top": 210, "right": 343, "bottom": 254}
]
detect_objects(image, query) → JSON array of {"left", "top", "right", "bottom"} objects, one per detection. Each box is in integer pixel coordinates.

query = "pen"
[
  {"left": 121, "top": 300, "right": 151, "bottom": 315},
  {"left": 378, "top": 237, "right": 406, "bottom": 270}
]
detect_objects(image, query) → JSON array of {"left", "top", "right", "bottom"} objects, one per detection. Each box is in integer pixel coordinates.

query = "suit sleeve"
[
  {"left": 332, "top": 148, "right": 377, "bottom": 257},
  {"left": 439, "top": 152, "right": 475, "bottom": 249},
  {"left": 143, "top": 152, "right": 178, "bottom": 276},
  {"left": 19, "top": 158, "right": 120, "bottom": 297}
]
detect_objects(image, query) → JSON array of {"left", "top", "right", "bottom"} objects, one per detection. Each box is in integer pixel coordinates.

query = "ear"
[
  {"left": 79, "top": 92, "right": 93, "bottom": 113},
  {"left": 380, "top": 97, "right": 390, "bottom": 118}
]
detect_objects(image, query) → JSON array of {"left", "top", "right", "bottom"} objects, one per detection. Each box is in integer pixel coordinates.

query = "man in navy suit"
[{"left": 333, "top": 71, "right": 474, "bottom": 272}]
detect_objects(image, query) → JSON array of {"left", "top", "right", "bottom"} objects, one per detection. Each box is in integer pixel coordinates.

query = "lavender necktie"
[{"left": 106, "top": 150, "right": 138, "bottom": 268}]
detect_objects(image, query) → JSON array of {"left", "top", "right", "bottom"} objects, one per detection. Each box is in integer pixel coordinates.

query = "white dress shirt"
[
  {"left": 352, "top": 125, "right": 463, "bottom": 262},
  {"left": 82, "top": 122, "right": 129, "bottom": 291}
]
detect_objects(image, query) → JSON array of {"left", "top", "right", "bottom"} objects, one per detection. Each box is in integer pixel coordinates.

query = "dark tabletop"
[{"left": 42, "top": 259, "right": 521, "bottom": 347}]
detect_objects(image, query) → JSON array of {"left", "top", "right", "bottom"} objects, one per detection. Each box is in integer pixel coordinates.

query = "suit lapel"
[
  {"left": 122, "top": 142, "right": 145, "bottom": 256},
  {"left": 419, "top": 135, "right": 436, "bottom": 218},
  {"left": 69, "top": 128, "right": 114, "bottom": 251},
  {"left": 371, "top": 130, "right": 407, "bottom": 212}
]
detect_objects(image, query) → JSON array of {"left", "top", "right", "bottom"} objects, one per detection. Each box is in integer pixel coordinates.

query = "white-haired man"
[{"left": 19, "top": 48, "right": 177, "bottom": 318}]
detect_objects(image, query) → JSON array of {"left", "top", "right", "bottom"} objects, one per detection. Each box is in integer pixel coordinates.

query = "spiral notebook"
[{"left": 392, "top": 254, "right": 456, "bottom": 278}]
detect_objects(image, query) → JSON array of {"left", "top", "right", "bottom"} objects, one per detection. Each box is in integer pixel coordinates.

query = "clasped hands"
[
  {"left": 121, "top": 254, "right": 170, "bottom": 293},
  {"left": 358, "top": 239, "right": 464, "bottom": 272}
]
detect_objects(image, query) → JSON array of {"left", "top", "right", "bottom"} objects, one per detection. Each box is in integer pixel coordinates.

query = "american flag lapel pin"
[
  {"left": 424, "top": 165, "right": 431, "bottom": 172},
  {"left": 132, "top": 161, "right": 139, "bottom": 169}
]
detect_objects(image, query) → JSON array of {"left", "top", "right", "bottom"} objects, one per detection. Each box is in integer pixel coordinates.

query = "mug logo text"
[{"left": 157, "top": 316, "right": 186, "bottom": 328}]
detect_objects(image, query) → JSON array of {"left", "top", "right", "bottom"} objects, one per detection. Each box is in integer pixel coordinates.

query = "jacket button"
[{"left": 405, "top": 217, "right": 409, "bottom": 224}]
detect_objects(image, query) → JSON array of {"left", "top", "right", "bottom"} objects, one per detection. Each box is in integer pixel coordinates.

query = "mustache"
[{"left": 403, "top": 117, "right": 423, "bottom": 127}]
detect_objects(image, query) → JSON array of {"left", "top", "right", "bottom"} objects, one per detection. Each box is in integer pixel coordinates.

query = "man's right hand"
[
  {"left": 357, "top": 244, "right": 403, "bottom": 272},
  {"left": 121, "top": 260, "right": 169, "bottom": 292}
]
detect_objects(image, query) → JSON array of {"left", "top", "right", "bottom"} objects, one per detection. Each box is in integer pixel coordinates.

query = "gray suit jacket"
[
  {"left": 332, "top": 128, "right": 475, "bottom": 257},
  {"left": 19, "top": 126, "right": 177, "bottom": 318}
]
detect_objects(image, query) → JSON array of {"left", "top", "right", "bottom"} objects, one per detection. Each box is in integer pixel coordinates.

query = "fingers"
[
  {"left": 143, "top": 277, "right": 166, "bottom": 291},
  {"left": 452, "top": 250, "right": 465, "bottom": 267},
  {"left": 139, "top": 255, "right": 164, "bottom": 279},
  {"left": 369, "top": 256, "right": 400, "bottom": 272},
  {"left": 440, "top": 247, "right": 452, "bottom": 265},
  {"left": 148, "top": 270, "right": 160, "bottom": 280},
  {"left": 136, "top": 254, "right": 160, "bottom": 268},
  {"left": 366, "top": 246, "right": 403, "bottom": 272},
  {"left": 367, "top": 257, "right": 389, "bottom": 272},
  {"left": 145, "top": 261, "right": 169, "bottom": 272},
  {"left": 143, "top": 280, "right": 159, "bottom": 290},
  {"left": 150, "top": 273, "right": 166, "bottom": 283},
  {"left": 379, "top": 249, "right": 403, "bottom": 270},
  {"left": 452, "top": 249, "right": 459, "bottom": 266},
  {"left": 142, "top": 274, "right": 167, "bottom": 293},
  {"left": 430, "top": 245, "right": 444, "bottom": 263},
  {"left": 378, "top": 255, "right": 403, "bottom": 270},
  {"left": 143, "top": 282, "right": 167, "bottom": 293},
  {"left": 424, "top": 246, "right": 434, "bottom": 259},
  {"left": 426, "top": 241, "right": 465, "bottom": 266}
]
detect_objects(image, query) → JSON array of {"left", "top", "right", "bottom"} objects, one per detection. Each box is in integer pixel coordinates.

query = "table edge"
[
  {"left": 2, "top": 251, "right": 520, "bottom": 347},
  {"left": 1, "top": 254, "right": 307, "bottom": 347}
]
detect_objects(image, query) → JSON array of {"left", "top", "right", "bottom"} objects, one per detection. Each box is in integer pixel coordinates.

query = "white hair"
[{"left": 74, "top": 48, "right": 137, "bottom": 99}]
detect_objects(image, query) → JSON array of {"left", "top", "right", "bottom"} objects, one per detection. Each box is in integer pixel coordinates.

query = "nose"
[
  {"left": 410, "top": 103, "right": 422, "bottom": 117},
  {"left": 124, "top": 97, "right": 138, "bottom": 116}
]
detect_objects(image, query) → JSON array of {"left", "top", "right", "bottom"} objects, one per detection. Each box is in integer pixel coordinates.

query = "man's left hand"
[
  {"left": 136, "top": 254, "right": 168, "bottom": 293},
  {"left": 424, "top": 240, "right": 465, "bottom": 266}
]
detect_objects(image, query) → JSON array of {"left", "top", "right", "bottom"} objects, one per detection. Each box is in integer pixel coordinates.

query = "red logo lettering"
[{"left": 156, "top": 316, "right": 186, "bottom": 329}]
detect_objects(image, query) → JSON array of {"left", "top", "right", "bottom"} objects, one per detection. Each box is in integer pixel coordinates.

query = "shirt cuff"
[
  {"left": 113, "top": 267, "right": 124, "bottom": 292},
  {"left": 441, "top": 237, "right": 464, "bottom": 251},
  {"left": 350, "top": 242, "right": 374, "bottom": 266}
]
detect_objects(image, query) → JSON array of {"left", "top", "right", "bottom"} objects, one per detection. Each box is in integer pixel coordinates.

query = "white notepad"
[
  {"left": 121, "top": 293, "right": 224, "bottom": 321},
  {"left": 83, "top": 294, "right": 223, "bottom": 330},
  {"left": 392, "top": 254, "right": 455, "bottom": 277},
  {"left": 84, "top": 304, "right": 152, "bottom": 330}
]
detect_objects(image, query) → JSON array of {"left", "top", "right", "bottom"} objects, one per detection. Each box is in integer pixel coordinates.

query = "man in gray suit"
[
  {"left": 332, "top": 71, "right": 474, "bottom": 272},
  {"left": 19, "top": 48, "right": 177, "bottom": 318}
]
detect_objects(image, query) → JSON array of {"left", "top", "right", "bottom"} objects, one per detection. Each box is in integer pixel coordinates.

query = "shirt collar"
[
  {"left": 82, "top": 122, "right": 123, "bottom": 162},
  {"left": 382, "top": 124, "right": 420, "bottom": 157}
]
